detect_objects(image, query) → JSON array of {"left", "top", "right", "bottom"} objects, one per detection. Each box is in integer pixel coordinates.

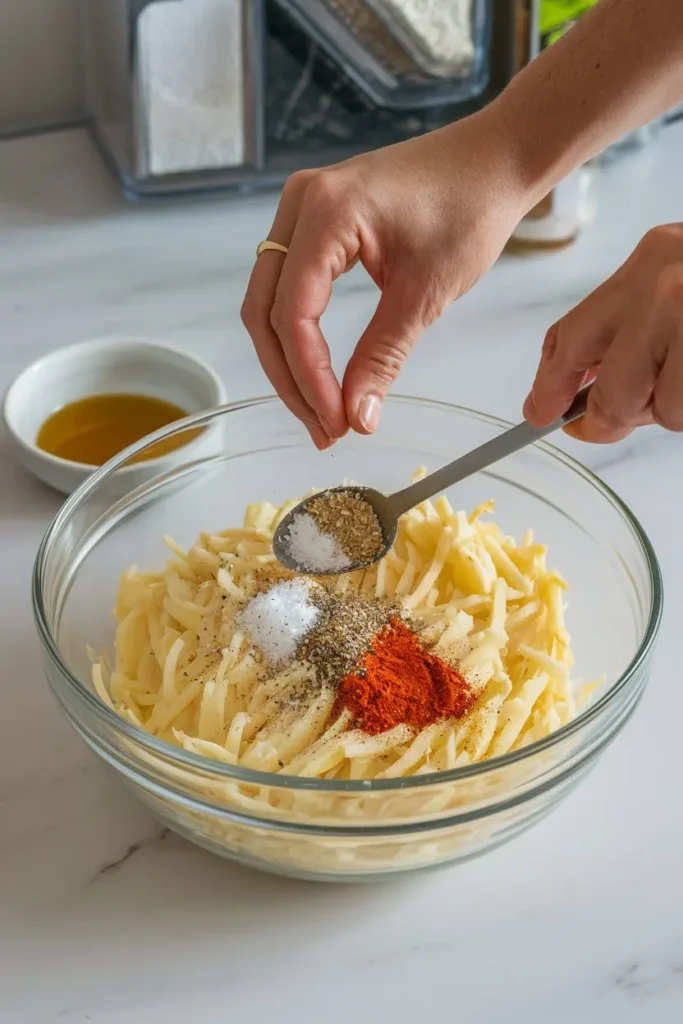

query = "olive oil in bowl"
[{"left": 36, "top": 393, "right": 198, "bottom": 466}]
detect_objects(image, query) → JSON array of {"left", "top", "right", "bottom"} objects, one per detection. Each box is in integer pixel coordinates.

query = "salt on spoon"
[
  {"left": 284, "top": 511, "right": 351, "bottom": 574},
  {"left": 273, "top": 385, "right": 593, "bottom": 576}
]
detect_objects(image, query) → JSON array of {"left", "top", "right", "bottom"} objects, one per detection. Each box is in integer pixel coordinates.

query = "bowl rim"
[
  {"left": 32, "top": 394, "right": 663, "bottom": 792},
  {"left": 3, "top": 336, "right": 228, "bottom": 476}
]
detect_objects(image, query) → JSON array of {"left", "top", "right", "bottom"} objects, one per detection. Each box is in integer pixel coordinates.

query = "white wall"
[{"left": 0, "top": 0, "right": 82, "bottom": 126}]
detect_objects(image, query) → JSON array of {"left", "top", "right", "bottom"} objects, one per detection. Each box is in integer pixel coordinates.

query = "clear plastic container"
[
  {"left": 275, "top": 0, "right": 492, "bottom": 109},
  {"left": 79, "top": 0, "right": 520, "bottom": 197},
  {"left": 81, "top": 0, "right": 266, "bottom": 199}
]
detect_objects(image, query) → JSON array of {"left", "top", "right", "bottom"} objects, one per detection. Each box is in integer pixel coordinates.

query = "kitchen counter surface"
[{"left": 1, "top": 127, "right": 682, "bottom": 1024}]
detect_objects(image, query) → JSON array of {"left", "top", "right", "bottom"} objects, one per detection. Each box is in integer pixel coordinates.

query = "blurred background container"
[
  {"left": 79, "top": 0, "right": 530, "bottom": 198},
  {"left": 0, "top": 1, "right": 672, "bottom": 202}
]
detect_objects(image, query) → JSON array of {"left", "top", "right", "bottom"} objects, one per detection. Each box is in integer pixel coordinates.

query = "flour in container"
[
  {"left": 327, "top": 0, "right": 476, "bottom": 79},
  {"left": 138, "top": 0, "right": 245, "bottom": 175},
  {"left": 371, "top": 0, "right": 476, "bottom": 75}
]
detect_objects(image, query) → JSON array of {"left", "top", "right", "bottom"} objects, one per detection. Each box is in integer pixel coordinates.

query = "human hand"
[
  {"left": 241, "top": 108, "right": 528, "bottom": 449},
  {"left": 524, "top": 223, "right": 683, "bottom": 442}
]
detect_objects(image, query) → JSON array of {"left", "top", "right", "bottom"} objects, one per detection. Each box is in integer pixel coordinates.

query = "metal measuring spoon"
[{"left": 273, "top": 386, "right": 592, "bottom": 575}]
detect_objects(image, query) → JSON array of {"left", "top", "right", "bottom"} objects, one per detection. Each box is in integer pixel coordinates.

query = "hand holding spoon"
[{"left": 273, "top": 386, "right": 592, "bottom": 575}]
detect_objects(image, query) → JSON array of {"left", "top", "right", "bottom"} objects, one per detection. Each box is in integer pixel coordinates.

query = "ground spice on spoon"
[{"left": 303, "top": 490, "right": 384, "bottom": 568}]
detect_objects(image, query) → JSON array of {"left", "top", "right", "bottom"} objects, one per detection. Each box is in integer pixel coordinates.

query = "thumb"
[
  {"left": 524, "top": 319, "right": 612, "bottom": 428},
  {"left": 523, "top": 276, "right": 625, "bottom": 427},
  {"left": 342, "top": 280, "right": 431, "bottom": 435}
]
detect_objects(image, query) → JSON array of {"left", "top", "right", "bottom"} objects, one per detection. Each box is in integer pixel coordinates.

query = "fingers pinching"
[
  {"left": 271, "top": 185, "right": 359, "bottom": 440},
  {"left": 241, "top": 173, "right": 333, "bottom": 449},
  {"left": 271, "top": 239, "right": 349, "bottom": 441},
  {"left": 342, "top": 278, "right": 425, "bottom": 434}
]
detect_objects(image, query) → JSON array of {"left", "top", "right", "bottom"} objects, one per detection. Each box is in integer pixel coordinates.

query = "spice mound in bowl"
[{"left": 91, "top": 479, "right": 595, "bottom": 781}]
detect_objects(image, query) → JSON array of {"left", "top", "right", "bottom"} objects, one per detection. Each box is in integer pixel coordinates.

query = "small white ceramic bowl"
[{"left": 3, "top": 337, "right": 227, "bottom": 495}]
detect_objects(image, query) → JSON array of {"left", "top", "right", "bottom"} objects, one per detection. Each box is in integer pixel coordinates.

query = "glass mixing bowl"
[{"left": 33, "top": 397, "right": 662, "bottom": 881}]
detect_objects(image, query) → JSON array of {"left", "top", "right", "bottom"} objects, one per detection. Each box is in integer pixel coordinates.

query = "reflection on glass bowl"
[{"left": 33, "top": 397, "right": 662, "bottom": 881}]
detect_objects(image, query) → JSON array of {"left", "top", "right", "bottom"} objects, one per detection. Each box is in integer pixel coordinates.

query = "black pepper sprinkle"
[{"left": 296, "top": 586, "right": 400, "bottom": 689}]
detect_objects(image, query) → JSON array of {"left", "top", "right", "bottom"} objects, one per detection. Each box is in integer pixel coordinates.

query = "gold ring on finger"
[{"left": 256, "top": 240, "right": 289, "bottom": 258}]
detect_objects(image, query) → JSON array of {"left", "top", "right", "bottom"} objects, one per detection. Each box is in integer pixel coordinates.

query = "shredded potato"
[{"left": 92, "top": 470, "right": 593, "bottom": 781}]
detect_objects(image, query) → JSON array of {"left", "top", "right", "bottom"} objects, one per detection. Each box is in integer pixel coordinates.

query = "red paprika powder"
[{"left": 331, "top": 619, "right": 476, "bottom": 735}]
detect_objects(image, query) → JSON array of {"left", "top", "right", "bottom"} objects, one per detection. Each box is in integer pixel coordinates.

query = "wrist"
[
  {"left": 481, "top": 91, "right": 565, "bottom": 216},
  {"left": 458, "top": 101, "right": 549, "bottom": 221}
]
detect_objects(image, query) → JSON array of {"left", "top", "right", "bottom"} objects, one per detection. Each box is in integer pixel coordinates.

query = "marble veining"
[
  {"left": 90, "top": 830, "right": 171, "bottom": 884},
  {"left": 1, "top": 126, "right": 682, "bottom": 1022}
]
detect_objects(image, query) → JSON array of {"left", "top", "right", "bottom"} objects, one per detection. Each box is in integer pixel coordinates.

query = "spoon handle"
[{"left": 387, "top": 385, "right": 592, "bottom": 517}]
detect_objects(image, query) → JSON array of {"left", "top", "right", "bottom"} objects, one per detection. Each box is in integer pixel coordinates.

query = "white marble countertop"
[{"left": 1, "top": 126, "right": 682, "bottom": 1023}]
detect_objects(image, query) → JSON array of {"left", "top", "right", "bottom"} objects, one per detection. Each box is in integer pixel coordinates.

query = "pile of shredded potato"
[{"left": 92, "top": 469, "right": 595, "bottom": 781}]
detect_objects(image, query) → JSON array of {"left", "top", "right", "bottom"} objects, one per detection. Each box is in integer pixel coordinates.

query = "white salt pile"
[
  {"left": 284, "top": 512, "right": 351, "bottom": 573},
  {"left": 237, "top": 579, "right": 321, "bottom": 664}
]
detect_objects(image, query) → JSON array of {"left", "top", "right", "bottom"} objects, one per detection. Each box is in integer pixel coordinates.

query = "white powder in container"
[
  {"left": 374, "top": 0, "right": 475, "bottom": 74},
  {"left": 284, "top": 513, "right": 351, "bottom": 574},
  {"left": 237, "top": 579, "right": 321, "bottom": 665},
  {"left": 138, "top": 0, "right": 245, "bottom": 175}
]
